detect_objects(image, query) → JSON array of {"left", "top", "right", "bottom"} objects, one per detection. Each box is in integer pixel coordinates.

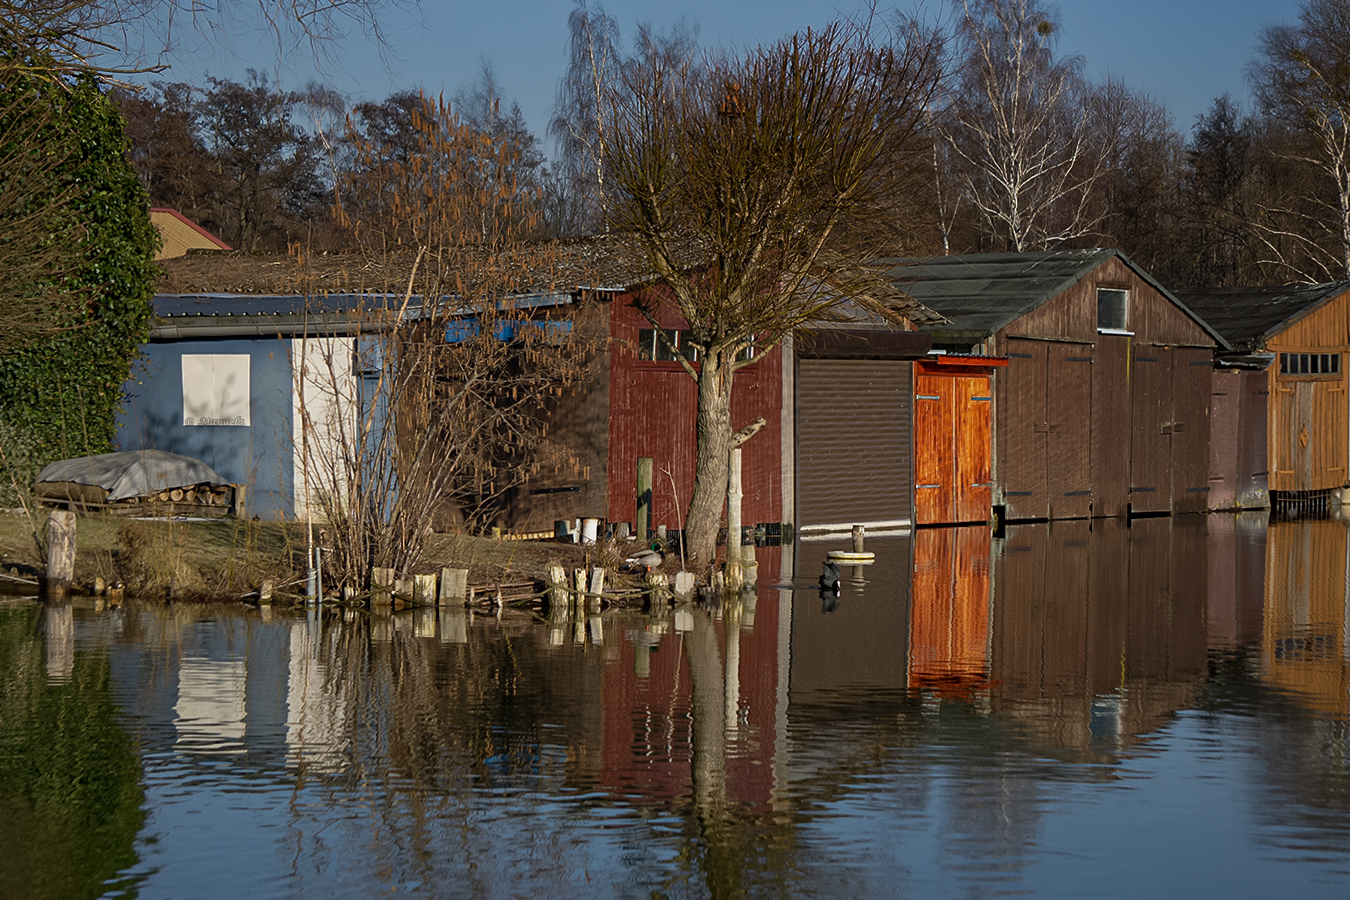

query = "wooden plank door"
[
  {"left": 1170, "top": 347, "right": 1215, "bottom": 513},
  {"left": 1001, "top": 340, "right": 1048, "bottom": 519},
  {"left": 956, "top": 376, "right": 993, "bottom": 523},
  {"left": 1130, "top": 347, "right": 1173, "bottom": 513},
  {"left": 915, "top": 371, "right": 993, "bottom": 525},
  {"left": 914, "top": 372, "right": 954, "bottom": 525},
  {"left": 1046, "top": 343, "right": 1093, "bottom": 519}
]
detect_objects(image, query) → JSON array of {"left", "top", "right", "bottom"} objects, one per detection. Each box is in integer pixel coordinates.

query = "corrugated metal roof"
[
  {"left": 1174, "top": 283, "right": 1350, "bottom": 352},
  {"left": 876, "top": 249, "right": 1227, "bottom": 348}
]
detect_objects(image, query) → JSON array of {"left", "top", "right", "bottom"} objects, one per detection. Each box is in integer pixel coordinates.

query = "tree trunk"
[{"left": 686, "top": 351, "right": 735, "bottom": 569}]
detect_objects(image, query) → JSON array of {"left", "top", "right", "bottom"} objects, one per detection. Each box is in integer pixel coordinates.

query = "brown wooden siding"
[
  {"left": 796, "top": 358, "right": 913, "bottom": 531},
  {"left": 1269, "top": 359, "right": 1348, "bottom": 493},
  {"left": 1008, "top": 256, "right": 1213, "bottom": 347},
  {"left": 1130, "top": 348, "right": 1173, "bottom": 513},
  {"left": 1209, "top": 369, "right": 1241, "bottom": 510},
  {"left": 998, "top": 338, "right": 1091, "bottom": 520},
  {"left": 914, "top": 367, "right": 992, "bottom": 525},
  {"left": 1171, "top": 347, "right": 1215, "bottom": 513},
  {"left": 1262, "top": 290, "right": 1350, "bottom": 494},
  {"left": 1046, "top": 343, "right": 1093, "bottom": 518},
  {"left": 506, "top": 303, "right": 610, "bottom": 532},
  {"left": 1091, "top": 334, "right": 1132, "bottom": 518},
  {"left": 999, "top": 339, "right": 1049, "bottom": 519}
]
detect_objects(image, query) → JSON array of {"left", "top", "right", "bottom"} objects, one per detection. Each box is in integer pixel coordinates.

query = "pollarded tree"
[
  {"left": 944, "top": 0, "right": 1104, "bottom": 251},
  {"left": 607, "top": 17, "right": 945, "bottom": 570},
  {"left": 1251, "top": 0, "right": 1350, "bottom": 280}
]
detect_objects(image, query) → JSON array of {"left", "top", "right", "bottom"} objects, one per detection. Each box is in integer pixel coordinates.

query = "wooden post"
[
  {"left": 573, "top": 568, "right": 587, "bottom": 612},
  {"left": 43, "top": 509, "right": 76, "bottom": 603},
  {"left": 852, "top": 525, "right": 865, "bottom": 553},
  {"left": 636, "top": 457, "right": 654, "bottom": 542},
  {"left": 588, "top": 567, "right": 606, "bottom": 613},
  {"left": 673, "top": 570, "right": 696, "bottom": 602},
  {"left": 231, "top": 484, "right": 247, "bottom": 520},
  {"left": 726, "top": 448, "right": 743, "bottom": 591},
  {"left": 413, "top": 573, "right": 437, "bottom": 606},
  {"left": 545, "top": 564, "right": 569, "bottom": 620},
  {"left": 438, "top": 567, "right": 469, "bottom": 605},
  {"left": 646, "top": 571, "right": 669, "bottom": 610},
  {"left": 370, "top": 566, "right": 394, "bottom": 610}
]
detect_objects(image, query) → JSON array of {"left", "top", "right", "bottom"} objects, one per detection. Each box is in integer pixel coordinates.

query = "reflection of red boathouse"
[{"left": 597, "top": 549, "right": 785, "bottom": 808}]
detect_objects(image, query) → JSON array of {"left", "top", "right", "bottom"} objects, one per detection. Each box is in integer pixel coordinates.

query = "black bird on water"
[{"left": 818, "top": 560, "right": 841, "bottom": 593}]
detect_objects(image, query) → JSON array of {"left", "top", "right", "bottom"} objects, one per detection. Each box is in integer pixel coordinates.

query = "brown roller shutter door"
[{"left": 796, "top": 358, "right": 913, "bottom": 532}]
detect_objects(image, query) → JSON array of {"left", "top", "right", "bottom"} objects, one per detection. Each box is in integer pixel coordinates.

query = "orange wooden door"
[{"left": 914, "top": 372, "right": 954, "bottom": 524}]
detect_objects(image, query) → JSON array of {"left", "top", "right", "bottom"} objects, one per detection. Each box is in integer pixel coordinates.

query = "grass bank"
[{"left": 0, "top": 510, "right": 596, "bottom": 601}]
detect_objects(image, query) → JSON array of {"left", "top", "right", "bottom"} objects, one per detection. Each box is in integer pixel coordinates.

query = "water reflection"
[{"left": 4, "top": 519, "right": 1350, "bottom": 896}]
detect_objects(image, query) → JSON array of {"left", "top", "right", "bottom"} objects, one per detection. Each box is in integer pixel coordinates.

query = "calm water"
[{"left": 3, "top": 514, "right": 1350, "bottom": 899}]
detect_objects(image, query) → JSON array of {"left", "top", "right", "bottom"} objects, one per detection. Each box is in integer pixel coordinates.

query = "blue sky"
[{"left": 124, "top": 0, "right": 1289, "bottom": 149}]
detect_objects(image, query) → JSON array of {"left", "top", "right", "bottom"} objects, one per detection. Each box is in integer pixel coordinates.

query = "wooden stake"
[
  {"left": 637, "top": 457, "right": 654, "bottom": 542},
  {"left": 437, "top": 568, "right": 468, "bottom": 605},
  {"left": 43, "top": 509, "right": 76, "bottom": 603},
  {"left": 370, "top": 566, "right": 395, "bottom": 610},
  {"left": 726, "top": 448, "right": 743, "bottom": 591}
]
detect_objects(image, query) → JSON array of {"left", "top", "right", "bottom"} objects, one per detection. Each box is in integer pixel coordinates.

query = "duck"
[
  {"left": 623, "top": 547, "right": 665, "bottom": 573},
  {"left": 818, "top": 560, "right": 841, "bottom": 594}
]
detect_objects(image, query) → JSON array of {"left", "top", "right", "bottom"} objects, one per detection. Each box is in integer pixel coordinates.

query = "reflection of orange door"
[
  {"left": 915, "top": 368, "right": 992, "bottom": 525},
  {"left": 909, "top": 526, "right": 992, "bottom": 696}
]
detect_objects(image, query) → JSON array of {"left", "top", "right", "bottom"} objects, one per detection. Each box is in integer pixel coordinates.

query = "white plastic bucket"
[{"left": 580, "top": 517, "right": 600, "bottom": 545}]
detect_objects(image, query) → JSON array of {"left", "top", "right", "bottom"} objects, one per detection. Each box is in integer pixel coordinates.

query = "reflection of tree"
[{"left": 0, "top": 606, "right": 144, "bottom": 900}]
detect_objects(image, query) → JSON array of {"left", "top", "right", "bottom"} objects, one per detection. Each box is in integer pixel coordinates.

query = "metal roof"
[
  {"left": 1173, "top": 283, "right": 1350, "bottom": 352},
  {"left": 875, "top": 249, "right": 1227, "bottom": 348}
]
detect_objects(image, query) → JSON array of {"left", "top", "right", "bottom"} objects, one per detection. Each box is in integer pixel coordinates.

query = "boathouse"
[
  {"left": 883, "top": 250, "right": 1225, "bottom": 522},
  {"left": 1177, "top": 282, "right": 1350, "bottom": 511}
]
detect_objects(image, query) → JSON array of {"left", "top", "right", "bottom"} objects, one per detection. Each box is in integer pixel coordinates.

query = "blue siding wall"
[{"left": 117, "top": 338, "right": 295, "bottom": 518}]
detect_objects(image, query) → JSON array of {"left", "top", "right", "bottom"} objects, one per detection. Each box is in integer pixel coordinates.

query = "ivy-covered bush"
[{"left": 0, "top": 54, "right": 159, "bottom": 470}]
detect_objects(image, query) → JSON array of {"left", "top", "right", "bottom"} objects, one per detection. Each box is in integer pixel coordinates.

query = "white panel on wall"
[{"left": 182, "top": 354, "right": 250, "bottom": 426}]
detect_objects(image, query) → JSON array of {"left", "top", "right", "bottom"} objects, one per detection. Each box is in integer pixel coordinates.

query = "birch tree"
[
  {"left": 1251, "top": 0, "right": 1350, "bottom": 280},
  {"left": 944, "top": 0, "right": 1104, "bottom": 251},
  {"left": 607, "top": 18, "right": 945, "bottom": 570},
  {"left": 549, "top": 0, "right": 622, "bottom": 232}
]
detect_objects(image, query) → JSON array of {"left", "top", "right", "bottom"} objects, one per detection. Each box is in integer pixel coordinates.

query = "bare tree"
[
  {"left": 0, "top": 0, "right": 416, "bottom": 83},
  {"left": 549, "top": 0, "right": 622, "bottom": 233},
  {"left": 301, "top": 93, "right": 592, "bottom": 587},
  {"left": 1251, "top": 0, "right": 1350, "bottom": 280},
  {"left": 607, "top": 17, "right": 945, "bottom": 570},
  {"left": 1086, "top": 77, "right": 1185, "bottom": 278},
  {"left": 943, "top": 0, "right": 1104, "bottom": 251}
]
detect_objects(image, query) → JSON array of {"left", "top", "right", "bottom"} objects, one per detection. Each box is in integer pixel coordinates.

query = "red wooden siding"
[{"left": 607, "top": 294, "right": 783, "bottom": 532}]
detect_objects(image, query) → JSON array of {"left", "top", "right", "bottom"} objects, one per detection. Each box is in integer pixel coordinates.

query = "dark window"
[
  {"left": 1097, "top": 288, "right": 1129, "bottom": 331},
  {"left": 638, "top": 329, "right": 701, "bottom": 362},
  {"left": 1280, "top": 352, "right": 1341, "bottom": 376}
]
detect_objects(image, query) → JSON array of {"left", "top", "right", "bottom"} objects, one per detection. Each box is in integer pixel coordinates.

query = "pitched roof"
[
  {"left": 1173, "top": 283, "right": 1350, "bottom": 352},
  {"left": 153, "top": 232, "right": 945, "bottom": 326},
  {"left": 875, "top": 249, "right": 1225, "bottom": 347},
  {"left": 149, "top": 208, "right": 231, "bottom": 259}
]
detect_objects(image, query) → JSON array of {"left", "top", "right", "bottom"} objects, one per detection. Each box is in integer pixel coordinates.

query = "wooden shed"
[
  {"left": 883, "top": 250, "right": 1225, "bottom": 522},
  {"left": 1177, "top": 283, "right": 1350, "bottom": 510}
]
